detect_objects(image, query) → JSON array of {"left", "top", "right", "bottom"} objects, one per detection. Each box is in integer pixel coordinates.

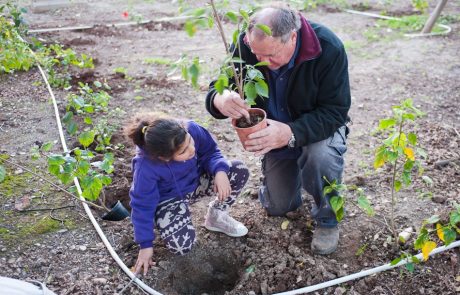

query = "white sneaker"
[{"left": 204, "top": 207, "right": 248, "bottom": 237}]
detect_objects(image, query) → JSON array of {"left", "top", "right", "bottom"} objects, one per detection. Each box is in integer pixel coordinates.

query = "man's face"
[{"left": 247, "top": 31, "right": 297, "bottom": 70}]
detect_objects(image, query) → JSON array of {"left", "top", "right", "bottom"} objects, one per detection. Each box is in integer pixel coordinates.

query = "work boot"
[
  {"left": 204, "top": 207, "right": 248, "bottom": 237},
  {"left": 311, "top": 226, "right": 339, "bottom": 255}
]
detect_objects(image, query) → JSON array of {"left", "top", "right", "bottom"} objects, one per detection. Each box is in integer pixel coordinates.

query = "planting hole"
[{"left": 164, "top": 246, "right": 241, "bottom": 294}]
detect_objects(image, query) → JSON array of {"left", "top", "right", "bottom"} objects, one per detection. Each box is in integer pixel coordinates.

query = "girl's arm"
[
  {"left": 130, "top": 159, "right": 161, "bottom": 252},
  {"left": 190, "top": 121, "right": 230, "bottom": 175}
]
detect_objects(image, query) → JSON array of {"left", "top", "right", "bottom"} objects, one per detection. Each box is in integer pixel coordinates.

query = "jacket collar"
[{"left": 295, "top": 14, "right": 322, "bottom": 65}]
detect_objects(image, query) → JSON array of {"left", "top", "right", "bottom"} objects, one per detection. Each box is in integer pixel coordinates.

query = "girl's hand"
[
  {"left": 134, "top": 247, "right": 154, "bottom": 276},
  {"left": 213, "top": 171, "right": 231, "bottom": 202}
]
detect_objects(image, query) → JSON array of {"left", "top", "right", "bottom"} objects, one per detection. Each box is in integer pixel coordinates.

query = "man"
[{"left": 205, "top": 5, "right": 350, "bottom": 255}]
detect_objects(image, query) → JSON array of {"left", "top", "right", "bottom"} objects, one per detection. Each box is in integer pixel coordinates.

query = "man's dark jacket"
[{"left": 205, "top": 15, "right": 351, "bottom": 147}]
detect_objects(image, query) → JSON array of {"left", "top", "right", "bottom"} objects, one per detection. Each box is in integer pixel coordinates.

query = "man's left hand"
[{"left": 245, "top": 119, "right": 292, "bottom": 156}]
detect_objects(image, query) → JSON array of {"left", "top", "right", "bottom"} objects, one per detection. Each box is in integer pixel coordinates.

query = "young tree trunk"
[{"left": 421, "top": 0, "right": 448, "bottom": 34}]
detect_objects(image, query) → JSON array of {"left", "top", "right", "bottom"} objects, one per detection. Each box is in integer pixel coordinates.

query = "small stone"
[
  {"left": 79, "top": 245, "right": 87, "bottom": 251},
  {"left": 93, "top": 278, "right": 107, "bottom": 284},
  {"left": 432, "top": 195, "right": 447, "bottom": 204},
  {"left": 334, "top": 287, "right": 346, "bottom": 295}
]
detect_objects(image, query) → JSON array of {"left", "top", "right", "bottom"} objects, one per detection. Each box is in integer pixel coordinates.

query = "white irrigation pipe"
[
  {"left": 15, "top": 32, "right": 163, "bottom": 295},
  {"left": 28, "top": 15, "right": 191, "bottom": 34},
  {"left": 274, "top": 240, "right": 460, "bottom": 295},
  {"left": 344, "top": 9, "right": 452, "bottom": 37}
]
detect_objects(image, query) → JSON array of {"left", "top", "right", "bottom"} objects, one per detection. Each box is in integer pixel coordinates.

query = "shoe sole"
[
  {"left": 311, "top": 244, "right": 338, "bottom": 255},
  {"left": 204, "top": 225, "right": 248, "bottom": 237}
]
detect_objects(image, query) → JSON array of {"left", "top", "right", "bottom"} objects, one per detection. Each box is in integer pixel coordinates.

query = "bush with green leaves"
[
  {"left": 1, "top": 2, "right": 94, "bottom": 87},
  {"left": 0, "top": 3, "right": 34, "bottom": 73},
  {"left": 62, "top": 81, "right": 111, "bottom": 136},
  {"left": 47, "top": 147, "right": 114, "bottom": 206}
]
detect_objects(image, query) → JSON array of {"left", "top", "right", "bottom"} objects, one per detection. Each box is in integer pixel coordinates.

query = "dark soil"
[
  {"left": 235, "top": 113, "right": 265, "bottom": 128},
  {"left": 1, "top": 1, "right": 460, "bottom": 295}
]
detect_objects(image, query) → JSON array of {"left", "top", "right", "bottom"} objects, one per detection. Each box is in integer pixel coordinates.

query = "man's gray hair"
[{"left": 248, "top": 7, "right": 301, "bottom": 43}]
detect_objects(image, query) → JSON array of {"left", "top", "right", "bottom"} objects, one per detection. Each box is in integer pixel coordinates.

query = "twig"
[
  {"left": 17, "top": 205, "right": 75, "bottom": 212},
  {"left": 209, "top": 0, "right": 244, "bottom": 100},
  {"left": 49, "top": 210, "right": 65, "bottom": 223},
  {"left": 119, "top": 274, "right": 140, "bottom": 295},
  {"left": 2, "top": 158, "right": 109, "bottom": 212}
]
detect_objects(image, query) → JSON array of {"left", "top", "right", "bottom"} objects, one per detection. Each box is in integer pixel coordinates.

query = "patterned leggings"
[{"left": 154, "top": 160, "right": 249, "bottom": 255}]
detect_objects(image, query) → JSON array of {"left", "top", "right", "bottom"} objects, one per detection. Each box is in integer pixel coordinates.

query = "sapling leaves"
[
  {"left": 255, "top": 79, "right": 269, "bottom": 98},
  {"left": 79, "top": 130, "right": 96, "bottom": 148},
  {"left": 255, "top": 24, "right": 272, "bottom": 36}
]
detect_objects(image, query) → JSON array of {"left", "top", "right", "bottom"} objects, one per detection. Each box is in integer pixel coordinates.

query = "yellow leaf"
[
  {"left": 436, "top": 223, "right": 445, "bottom": 242},
  {"left": 404, "top": 147, "right": 415, "bottom": 161},
  {"left": 422, "top": 241, "right": 436, "bottom": 261},
  {"left": 281, "top": 220, "right": 290, "bottom": 230},
  {"left": 374, "top": 158, "right": 385, "bottom": 169}
]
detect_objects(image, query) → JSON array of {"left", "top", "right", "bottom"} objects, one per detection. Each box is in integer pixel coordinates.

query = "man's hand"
[
  {"left": 245, "top": 119, "right": 292, "bottom": 156},
  {"left": 214, "top": 90, "right": 250, "bottom": 120},
  {"left": 213, "top": 171, "right": 231, "bottom": 202},
  {"left": 134, "top": 247, "right": 154, "bottom": 276}
]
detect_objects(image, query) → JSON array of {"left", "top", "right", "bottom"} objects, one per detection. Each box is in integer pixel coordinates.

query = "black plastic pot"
[{"left": 101, "top": 200, "right": 130, "bottom": 221}]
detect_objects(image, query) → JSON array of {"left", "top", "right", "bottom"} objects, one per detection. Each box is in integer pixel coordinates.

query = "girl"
[{"left": 124, "top": 112, "right": 249, "bottom": 276}]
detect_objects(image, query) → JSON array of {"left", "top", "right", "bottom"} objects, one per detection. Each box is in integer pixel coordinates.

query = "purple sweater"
[{"left": 129, "top": 120, "right": 230, "bottom": 249}]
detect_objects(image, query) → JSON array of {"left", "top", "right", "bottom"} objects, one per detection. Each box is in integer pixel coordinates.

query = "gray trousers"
[{"left": 258, "top": 126, "right": 347, "bottom": 227}]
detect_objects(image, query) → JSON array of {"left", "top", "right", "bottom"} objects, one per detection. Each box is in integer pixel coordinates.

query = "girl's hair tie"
[{"left": 142, "top": 126, "right": 148, "bottom": 134}]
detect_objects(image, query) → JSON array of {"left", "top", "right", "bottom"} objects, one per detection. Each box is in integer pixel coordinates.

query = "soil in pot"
[{"left": 235, "top": 112, "right": 265, "bottom": 128}]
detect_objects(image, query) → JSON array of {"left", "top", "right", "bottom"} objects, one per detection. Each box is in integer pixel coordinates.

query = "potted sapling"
[{"left": 182, "top": 1, "right": 271, "bottom": 149}]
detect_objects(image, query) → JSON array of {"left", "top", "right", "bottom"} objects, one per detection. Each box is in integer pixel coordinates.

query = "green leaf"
[
  {"left": 207, "top": 16, "right": 214, "bottom": 28},
  {"left": 394, "top": 180, "right": 402, "bottom": 192},
  {"left": 255, "top": 24, "right": 272, "bottom": 36},
  {"left": 450, "top": 211, "right": 460, "bottom": 227},
  {"left": 78, "top": 130, "right": 96, "bottom": 148},
  {"left": 0, "top": 165, "right": 6, "bottom": 183},
  {"left": 414, "top": 228, "right": 428, "bottom": 250},
  {"left": 80, "top": 175, "right": 102, "bottom": 201},
  {"left": 214, "top": 74, "right": 228, "bottom": 94},
  {"left": 225, "top": 11, "right": 238, "bottom": 23},
  {"left": 93, "top": 81, "right": 102, "bottom": 88},
  {"left": 239, "top": 9, "right": 249, "bottom": 22},
  {"left": 255, "top": 61, "right": 270, "bottom": 67},
  {"left": 357, "top": 194, "right": 375, "bottom": 216},
  {"left": 405, "top": 262, "right": 415, "bottom": 273},
  {"left": 243, "top": 82, "right": 257, "bottom": 101},
  {"left": 192, "top": 7, "right": 206, "bottom": 17},
  {"left": 247, "top": 68, "right": 263, "bottom": 80},
  {"left": 62, "top": 111, "right": 73, "bottom": 123},
  {"left": 442, "top": 228, "right": 456, "bottom": 245},
  {"left": 76, "top": 160, "right": 90, "bottom": 177},
  {"left": 378, "top": 118, "right": 396, "bottom": 129},
  {"left": 184, "top": 21, "right": 197, "bottom": 37},
  {"left": 66, "top": 120, "right": 78, "bottom": 135},
  {"left": 402, "top": 171, "right": 411, "bottom": 186},
  {"left": 330, "top": 196, "right": 345, "bottom": 222},
  {"left": 41, "top": 142, "right": 54, "bottom": 152},
  {"left": 48, "top": 155, "right": 66, "bottom": 166},
  {"left": 232, "top": 29, "right": 239, "bottom": 45},
  {"left": 407, "top": 132, "right": 417, "bottom": 145},
  {"left": 101, "top": 153, "right": 114, "bottom": 174},
  {"left": 84, "top": 117, "right": 93, "bottom": 125},
  {"left": 390, "top": 257, "right": 402, "bottom": 265},
  {"left": 255, "top": 80, "right": 269, "bottom": 98}
]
